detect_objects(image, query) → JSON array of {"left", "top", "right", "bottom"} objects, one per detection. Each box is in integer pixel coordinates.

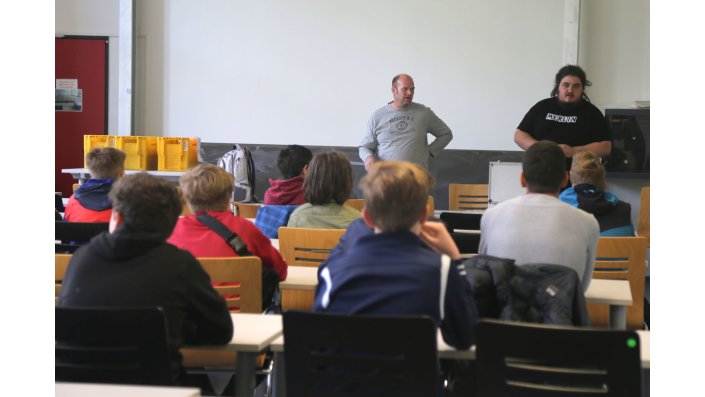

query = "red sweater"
[
  {"left": 167, "top": 210, "right": 288, "bottom": 280},
  {"left": 264, "top": 176, "right": 305, "bottom": 205},
  {"left": 63, "top": 196, "right": 113, "bottom": 223}
]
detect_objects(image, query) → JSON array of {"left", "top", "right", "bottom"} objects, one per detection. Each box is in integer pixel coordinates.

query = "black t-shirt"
[{"left": 518, "top": 97, "right": 611, "bottom": 147}]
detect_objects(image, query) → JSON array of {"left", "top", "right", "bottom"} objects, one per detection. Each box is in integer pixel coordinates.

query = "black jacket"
[
  {"left": 57, "top": 227, "right": 233, "bottom": 379},
  {"left": 462, "top": 255, "right": 590, "bottom": 326}
]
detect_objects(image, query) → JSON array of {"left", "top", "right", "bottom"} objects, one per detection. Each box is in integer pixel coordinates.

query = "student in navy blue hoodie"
[
  {"left": 313, "top": 161, "right": 477, "bottom": 349},
  {"left": 560, "top": 150, "right": 635, "bottom": 236}
]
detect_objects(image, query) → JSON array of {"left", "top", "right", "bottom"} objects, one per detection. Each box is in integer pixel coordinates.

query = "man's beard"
[{"left": 557, "top": 97, "right": 582, "bottom": 110}]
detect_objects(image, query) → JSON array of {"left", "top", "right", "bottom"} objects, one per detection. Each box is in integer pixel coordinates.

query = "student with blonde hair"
[
  {"left": 167, "top": 163, "right": 287, "bottom": 280},
  {"left": 314, "top": 161, "right": 477, "bottom": 349},
  {"left": 560, "top": 150, "right": 635, "bottom": 236},
  {"left": 64, "top": 147, "right": 126, "bottom": 222},
  {"left": 287, "top": 151, "right": 361, "bottom": 229}
]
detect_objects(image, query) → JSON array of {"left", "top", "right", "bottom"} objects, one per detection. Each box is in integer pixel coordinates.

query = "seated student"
[
  {"left": 560, "top": 150, "right": 635, "bottom": 236},
  {"left": 57, "top": 173, "right": 233, "bottom": 383},
  {"left": 314, "top": 161, "right": 477, "bottom": 350},
  {"left": 287, "top": 151, "right": 361, "bottom": 229},
  {"left": 479, "top": 140, "right": 599, "bottom": 290},
  {"left": 64, "top": 147, "right": 126, "bottom": 222},
  {"left": 264, "top": 144, "right": 312, "bottom": 205},
  {"left": 167, "top": 163, "right": 287, "bottom": 281}
]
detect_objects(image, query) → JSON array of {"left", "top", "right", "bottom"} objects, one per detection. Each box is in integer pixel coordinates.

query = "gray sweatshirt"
[{"left": 359, "top": 102, "right": 452, "bottom": 169}]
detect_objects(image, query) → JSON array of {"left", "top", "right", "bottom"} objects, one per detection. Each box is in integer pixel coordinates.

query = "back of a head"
[
  {"left": 179, "top": 163, "right": 234, "bottom": 213},
  {"left": 86, "top": 147, "right": 126, "bottom": 180},
  {"left": 360, "top": 161, "right": 432, "bottom": 232},
  {"left": 303, "top": 151, "right": 352, "bottom": 205},
  {"left": 570, "top": 150, "right": 606, "bottom": 190},
  {"left": 108, "top": 173, "right": 182, "bottom": 238},
  {"left": 278, "top": 145, "right": 313, "bottom": 179},
  {"left": 522, "top": 141, "right": 566, "bottom": 194}
]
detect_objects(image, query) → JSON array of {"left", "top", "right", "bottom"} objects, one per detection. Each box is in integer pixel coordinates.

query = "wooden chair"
[
  {"left": 283, "top": 311, "right": 439, "bottom": 397},
  {"left": 72, "top": 183, "right": 80, "bottom": 193},
  {"left": 344, "top": 198, "right": 365, "bottom": 211},
  {"left": 277, "top": 227, "right": 345, "bottom": 267},
  {"left": 232, "top": 202, "right": 261, "bottom": 218},
  {"left": 55, "top": 254, "right": 72, "bottom": 302},
  {"left": 345, "top": 196, "right": 435, "bottom": 214},
  {"left": 182, "top": 257, "right": 263, "bottom": 370},
  {"left": 476, "top": 319, "right": 641, "bottom": 397},
  {"left": 56, "top": 306, "right": 173, "bottom": 386},
  {"left": 196, "top": 257, "right": 262, "bottom": 313},
  {"left": 636, "top": 186, "right": 649, "bottom": 247},
  {"left": 449, "top": 183, "right": 489, "bottom": 210},
  {"left": 588, "top": 237, "right": 648, "bottom": 330}
]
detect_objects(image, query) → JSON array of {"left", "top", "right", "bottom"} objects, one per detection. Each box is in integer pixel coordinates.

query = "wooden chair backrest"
[
  {"left": 232, "top": 202, "right": 262, "bottom": 218},
  {"left": 345, "top": 196, "right": 435, "bottom": 215},
  {"left": 588, "top": 237, "right": 648, "bottom": 330},
  {"left": 636, "top": 186, "right": 649, "bottom": 247},
  {"left": 72, "top": 183, "right": 80, "bottom": 193},
  {"left": 55, "top": 254, "right": 72, "bottom": 301},
  {"left": 278, "top": 227, "right": 345, "bottom": 267},
  {"left": 196, "top": 257, "right": 262, "bottom": 313},
  {"left": 449, "top": 183, "right": 489, "bottom": 210}
]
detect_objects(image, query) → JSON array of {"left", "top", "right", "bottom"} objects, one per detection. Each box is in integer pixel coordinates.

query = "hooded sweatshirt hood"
[
  {"left": 73, "top": 178, "right": 115, "bottom": 211},
  {"left": 264, "top": 175, "right": 305, "bottom": 205}
]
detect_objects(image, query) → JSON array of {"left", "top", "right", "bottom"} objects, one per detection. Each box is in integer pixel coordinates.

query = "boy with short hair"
[
  {"left": 263, "top": 144, "right": 312, "bottom": 205},
  {"left": 64, "top": 147, "right": 126, "bottom": 222},
  {"left": 58, "top": 173, "right": 233, "bottom": 382},
  {"left": 314, "top": 161, "right": 477, "bottom": 349}
]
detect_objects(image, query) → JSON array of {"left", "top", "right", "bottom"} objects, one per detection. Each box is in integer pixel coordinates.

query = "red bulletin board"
[{"left": 55, "top": 37, "right": 108, "bottom": 197}]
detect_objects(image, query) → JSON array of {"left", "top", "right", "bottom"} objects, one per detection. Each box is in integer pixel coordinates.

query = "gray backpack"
[{"left": 217, "top": 144, "right": 258, "bottom": 203}]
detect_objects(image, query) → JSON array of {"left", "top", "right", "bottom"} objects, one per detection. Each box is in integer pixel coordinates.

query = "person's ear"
[
  {"left": 561, "top": 171, "right": 570, "bottom": 188},
  {"left": 109, "top": 210, "right": 124, "bottom": 233},
  {"left": 419, "top": 204, "right": 429, "bottom": 224},
  {"left": 361, "top": 208, "right": 375, "bottom": 229},
  {"left": 301, "top": 164, "right": 308, "bottom": 177},
  {"left": 520, "top": 172, "right": 528, "bottom": 188}
]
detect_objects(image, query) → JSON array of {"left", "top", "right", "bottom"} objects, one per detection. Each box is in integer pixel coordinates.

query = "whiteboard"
[
  {"left": 161, "top": 0, "right": 566, "bottom": 151},
  {"left": 488, "top": 161, "right": 524, "bottom": 206}
]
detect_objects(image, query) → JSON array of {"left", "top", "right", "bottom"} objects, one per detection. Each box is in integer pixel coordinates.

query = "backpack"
[{"left": 217, "top": 144, "right": 258, "bottom": 203}]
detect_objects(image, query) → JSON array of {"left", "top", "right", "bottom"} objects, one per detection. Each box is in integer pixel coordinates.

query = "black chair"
[
  {"left": 440, "top": 212, "right": 483, "bottom": 253},
  {"left": 439, "top": 211, "right": 483, "bottom": 231},
  {"left": 55, "top": 221, "right": 109, "bottom": 243},
  {"left": 282, "top": 311, "right": 440, "bottom": 397},
  {"left": 476, "top": 319, "right": 642, "bottom": 397},
  {"left": 55, "top": 306, "right": 173, "bottom": 386}
]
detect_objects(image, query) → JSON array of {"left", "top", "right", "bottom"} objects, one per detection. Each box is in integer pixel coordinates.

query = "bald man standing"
[{"left": 359, "top": 74, "right": 453, "bottom": 171}]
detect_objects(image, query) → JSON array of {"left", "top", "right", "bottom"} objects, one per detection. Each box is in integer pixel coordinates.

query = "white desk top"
[
  {"left": 584, "top": 279, "right": 633, "bottom": 306},
  {"left": 280, "top": 266, "right": 318, "bottom": 290},
  {"left": 55, "top": 383, "right": 200, "bottom": 397},
  {"left": 278, "top": 267, "right": 634, "bottom": 310},
  {"left": 227, "top": 313, "right": 282, "bottom": 352},
  {"left": 62, "top": 168, "right": 185, "bottom": 178},
  {"left": 436, "top": 209, "right": 486, "bottom": 215}
]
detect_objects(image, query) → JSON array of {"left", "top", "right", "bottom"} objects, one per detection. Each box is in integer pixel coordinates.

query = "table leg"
[
  {"left": 271, "top": 351, "right": 286, "bottom": 397},
  {"left": 609, "top": 305, "right": 627, "bottom": 330},
  {"left": 235, "top": 351, "right": 257, "bottom": 397}
]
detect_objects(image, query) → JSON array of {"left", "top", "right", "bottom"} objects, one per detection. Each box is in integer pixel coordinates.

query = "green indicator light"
[{"left": 626, "top": 338, "right": 637, "bottom": 348}]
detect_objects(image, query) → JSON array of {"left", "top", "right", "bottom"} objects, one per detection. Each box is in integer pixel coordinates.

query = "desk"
[
  {"left": 183, "top": 313, "right": 282, "bottom": 397},
  {"left": 277, "top": 267, "right": 633, "bottom": 329},
  {"left": 279, "top": 266, "right": 317, "bottom": 311},
  {"left": 55, "top": 383, "right": 200, "bottom": 397},
  {"left": 584, "top": 279, "right": 633, "bottom": 330},
  {"left": 62, "top": 168, "right": 185, "bottom": 183}
]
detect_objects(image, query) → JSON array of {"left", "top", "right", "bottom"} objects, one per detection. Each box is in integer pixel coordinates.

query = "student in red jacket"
[
  {"left": 168, "top": 163, "right": 288, "bottom": 281},
  {"left": 64, "top": 147, "right": 126, "bottom": 222},
  {"left": 263, "top": 144, "right": 312, "bottom": 205}
]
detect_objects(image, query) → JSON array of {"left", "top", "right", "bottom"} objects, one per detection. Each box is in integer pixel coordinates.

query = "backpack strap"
[
  {"left": 196, "top": 213, "right": 251, "bottom": 256},
  {"left": 439, "top": 254, "right": 451, "bottom": 320}
]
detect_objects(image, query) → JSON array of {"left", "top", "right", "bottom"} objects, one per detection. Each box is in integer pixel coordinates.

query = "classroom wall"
[{"left": 55, "top": 0, "right": 120, "bottom": 135}]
